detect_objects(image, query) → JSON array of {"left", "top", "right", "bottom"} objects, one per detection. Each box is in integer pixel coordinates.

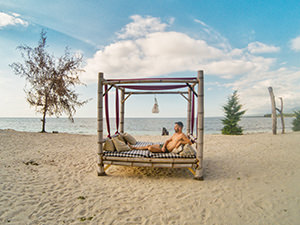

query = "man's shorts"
[{"left": 159, "top": 144, "right": 169, "bottom": 153}]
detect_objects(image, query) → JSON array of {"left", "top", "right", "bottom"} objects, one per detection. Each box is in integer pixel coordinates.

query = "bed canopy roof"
[{"left": 102, "top": 76, "right": 199, "bottom": 138}]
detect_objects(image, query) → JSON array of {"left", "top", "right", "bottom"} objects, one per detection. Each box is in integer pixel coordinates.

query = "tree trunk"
[
  {"left": 268, "top": 87, "right": 277, "bottom": 135},
  {"left": 41, "top": 95, "right": 48, "bottom": 133},
  {"left": 41, "top": 111, "right": 46, "bottom": 133},
  {"left": 279, "top": 97, "right": 285, "bottom": 134}
]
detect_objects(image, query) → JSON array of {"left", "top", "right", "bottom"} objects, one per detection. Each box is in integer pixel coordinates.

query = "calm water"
[{"left": 0, "top": 117, "right": 295, "bottom": 135}]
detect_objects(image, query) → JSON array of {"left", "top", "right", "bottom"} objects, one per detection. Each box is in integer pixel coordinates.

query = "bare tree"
[{"left": 10, "top": 30, "right": 88, "bottom": 132}]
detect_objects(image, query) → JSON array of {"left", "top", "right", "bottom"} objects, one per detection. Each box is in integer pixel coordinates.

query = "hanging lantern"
[{"left": 152, "top": 96, "right": 159, "bottom": 113}]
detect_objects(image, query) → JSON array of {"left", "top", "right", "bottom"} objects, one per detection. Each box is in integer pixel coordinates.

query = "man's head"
[{"left": 174, "top": 121, "right": 184, "bottom": 133}]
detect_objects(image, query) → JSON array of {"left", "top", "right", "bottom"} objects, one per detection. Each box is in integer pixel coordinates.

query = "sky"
[{"left": 1, "top": 0, "right": 300, "bottom": 118}]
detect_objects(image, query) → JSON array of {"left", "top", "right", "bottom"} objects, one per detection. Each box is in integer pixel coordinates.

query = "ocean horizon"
[{"left": 0, "top": 116, "right": 294, "bottom": 135}]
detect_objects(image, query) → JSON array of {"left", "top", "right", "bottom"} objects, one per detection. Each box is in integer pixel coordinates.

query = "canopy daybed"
[{"left": 96, "top": 70, "right": 204, "bottom": 180}]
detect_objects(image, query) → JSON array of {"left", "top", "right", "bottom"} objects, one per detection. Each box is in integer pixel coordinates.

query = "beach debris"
[
  {"left": 23, "top": 160, "right": 39, "bottom": 166},
  {"left": 79, "top": 216, "right": 93, "bottom": 221},
  {"left": 52, "top": 131, "right": 59, "bottom": 133},
  {"left": 77, "top": 196, "right": 86, "bottom": 200}
]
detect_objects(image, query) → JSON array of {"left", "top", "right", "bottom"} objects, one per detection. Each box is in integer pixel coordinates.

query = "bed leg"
[
  {"left": 193, "top": 168, "right": 204, "bottom": 181},
  {"left": 97, "top": 163, "right": 107, "bottom": 176},
  {"left": 97, "top": 169, "right": 107, "bottom": 176}
]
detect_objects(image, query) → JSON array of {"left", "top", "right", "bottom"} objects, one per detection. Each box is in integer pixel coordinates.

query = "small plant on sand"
[
  {"left": 10, "top": 30, "right": 88, "bottom": 133},
  {"left": 221, "top": 91, "right": 246, "bottom": 135},
  {"left": 292, "top": 110, "right": 300, "bottom": 131}
]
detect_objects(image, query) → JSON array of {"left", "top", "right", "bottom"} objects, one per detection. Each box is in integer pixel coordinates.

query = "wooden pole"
[
  {"left": 194, "top": 70, "right": 204, "bottom": 180},
  {"left": 124, "top": 91, "right": 188, "bottom": 95},
  {"left": 97, "top": 72, "right": 106, "bottom": 176},
  {"left": 120, "top": 89, "right": 125, "bottom": 133},
  {"left": 179, "top": 93, "right": 189, "bottom": 102},
  {"left": 279, "top": 97, "right": 285, "bottom": 134},
  {"left": 187, "top": 87, "right": 191, "bottom": 135},
  {"left": 268, "top": 87, "right": 277, "bottom": 135},
  {"left": 103, "top": 78, "right": 198, "bottom": 85}
]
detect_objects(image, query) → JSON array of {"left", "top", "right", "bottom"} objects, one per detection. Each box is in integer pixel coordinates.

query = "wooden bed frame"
[{"left": 96, "top": 70, "right": 204, "bottom": 180}]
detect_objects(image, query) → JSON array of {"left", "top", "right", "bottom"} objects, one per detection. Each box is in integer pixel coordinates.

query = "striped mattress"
[{"left": 103, "top": 141, "right": 196, "bottom": 158}]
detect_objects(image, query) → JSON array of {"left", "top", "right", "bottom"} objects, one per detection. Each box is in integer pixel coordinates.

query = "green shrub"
[
  {"left": 292, "top": 110, "right": 300, "bottom": 131},
  {"left": 222, "top": 91, "right": 246, "bottom": 135}
]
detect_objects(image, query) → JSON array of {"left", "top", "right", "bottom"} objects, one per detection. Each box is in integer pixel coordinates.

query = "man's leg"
[
  {"left": 129, "top": 144, "right": 164, "bottom": 152},
  {"left": 148, "top": 144, "right": 163, "bottom": 152},
  {"left": 129, "top": 144, "right": 150, "bottom": 150}
]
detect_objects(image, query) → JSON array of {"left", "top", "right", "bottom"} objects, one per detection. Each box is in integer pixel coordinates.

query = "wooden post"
[
  {"left": 97, "top": 72, "right": 106, "bottom": 176},
  {"left": 187, "top": 87, "right": 191, "bottom": 135},
  {"left": 194, "top": 70, "right": 204, "bottom": 180},
  {"left": 279, "top": 97, "right": 285, "bottom": 134},
  {"left": 120, "top": 89, "right": 125, "bottom": 133},
  {"left": 268, "top": 87, "right": 277, "bottom": 135}
]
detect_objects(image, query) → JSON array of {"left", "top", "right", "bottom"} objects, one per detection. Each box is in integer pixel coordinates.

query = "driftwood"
[
  {"left": 268, "top": 87, "right": 277, "bottom": 134},
  {"left": 268, "top": 87, "right": 285, "bottom": 135},
  {"left": 278, "top": 97, "right": 285, "bottom": 134}
]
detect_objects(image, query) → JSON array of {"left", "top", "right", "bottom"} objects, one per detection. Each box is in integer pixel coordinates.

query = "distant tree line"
[
  {"left": 263, "top": 113, "right": 296, "bottom": 117},
  {"left": 292, "top": 110, "right": 300, "bottom": 131}
]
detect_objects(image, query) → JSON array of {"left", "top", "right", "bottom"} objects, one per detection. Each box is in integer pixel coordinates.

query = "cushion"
[
  {"left": 112, "top": 137, "right": 131, "bottom": 152},
  {"left": 103, "top": 138, "right": 115, "bottom": 152},
  {"left": 179, "top": 144, "right": 196, "bottom": 157},
  {"left": 116, "top": 134, "right": 126, "bottom": 143},
  {"left": 172, "top": 145, "right": 184, "bottom": 154},
  {"left": 121, "top": 133, "right": 137, "bottom": 145}
]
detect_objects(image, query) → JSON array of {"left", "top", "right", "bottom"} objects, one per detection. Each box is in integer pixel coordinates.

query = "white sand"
[{"left": 0, "top": 130, "right": 300, "bottom": 224}]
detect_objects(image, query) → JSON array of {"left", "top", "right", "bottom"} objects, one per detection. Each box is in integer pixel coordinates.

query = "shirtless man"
[{"left": 129, "top": 121, "right": 192, "bottom": 153}]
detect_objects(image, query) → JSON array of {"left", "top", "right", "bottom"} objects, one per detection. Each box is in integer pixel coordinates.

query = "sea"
[{"left": 0, "top": 117, "right": 295, "bottom": 135}]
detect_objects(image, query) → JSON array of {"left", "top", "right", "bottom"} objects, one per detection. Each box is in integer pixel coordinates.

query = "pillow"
[
  {"left": 103, "top": 138, "right": 115, "bottom": 152},
  {"left": 172, "top": 145, "right": 184, "bottom": 154},
  {"left": 179, "top": 144, "right": 196, "bottom": 157},
  {"left": 112, "top": 137, "right": 131, "bottom": 152},
  {"left": 121, "top": 133, "right": 137, "bottom": 145},
  {"left": 116, "top": 134, "right": 126, "bottom": 143}
]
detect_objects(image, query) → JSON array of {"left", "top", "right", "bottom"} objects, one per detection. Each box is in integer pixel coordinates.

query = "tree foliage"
[
  {"left": 221, "top": 90, "right": 246, "bottom": 135},
  {"left": 292, "top": 110, "right": 300, "bottom": 131},
  {"left": 10, "top": 30, "right": 88, "bottom": 132}
]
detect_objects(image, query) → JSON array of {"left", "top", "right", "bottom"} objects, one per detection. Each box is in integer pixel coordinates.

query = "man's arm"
[
  {"left": 181, "top": 134, "right": 192, "bottom": 145},
  {"left": 175, "top": 134, "right": 192, "bottom": 148}
]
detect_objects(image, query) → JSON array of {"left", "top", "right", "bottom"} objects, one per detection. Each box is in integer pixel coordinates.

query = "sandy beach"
[{"left": 0, "top": 130, "right": 299, "bottom": 224}]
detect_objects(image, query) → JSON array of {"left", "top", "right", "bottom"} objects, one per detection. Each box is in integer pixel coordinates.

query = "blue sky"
[{"left": 1, "top": 0, "right": 300, "bottom": 118}]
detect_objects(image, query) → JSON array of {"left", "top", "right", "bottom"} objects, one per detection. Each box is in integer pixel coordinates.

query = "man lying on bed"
[{"left": 129, "top": 121, "right": 192, "bottom": 153}]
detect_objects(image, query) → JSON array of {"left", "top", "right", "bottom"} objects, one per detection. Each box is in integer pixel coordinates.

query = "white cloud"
[
  {"left": 117, "top": 15, "right": 171, "bottom": 39},
  {"left": 194, "top": 19, "right": 208, "bottom": 27},
  {"left": 290, "top": 36, "right": 300, "bottom": 52},
  {"left": 194, "top": 18, "right": 231, "bottom": 51},
  {"left": 83, "top": 17, "right": 277, "bottom": 82},
  {"left": 247, "top": 41, "right": 280, "bottom": 54},
  {"left": 227, "top": 68, "right": 300, "bottom": 114},
  {"left": 0, "top": 12, "right": 28, "bottom": 28},
  {"left": 83, "top": 15, "right": 300, "bottom": 114}
]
